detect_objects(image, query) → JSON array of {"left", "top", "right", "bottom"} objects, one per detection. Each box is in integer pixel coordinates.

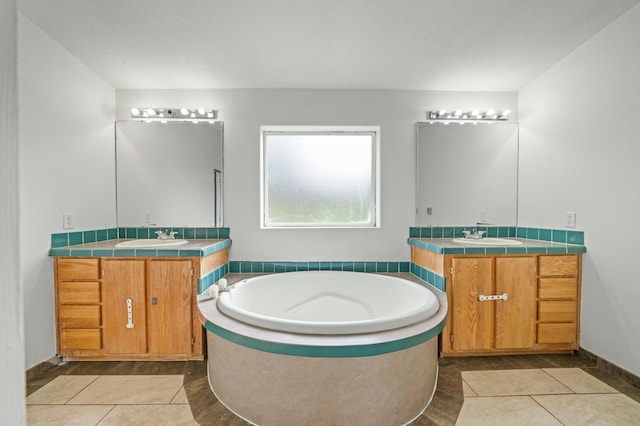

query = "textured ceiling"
[{"left": 18, "top": 0, "right": 640, "bottom": 91}]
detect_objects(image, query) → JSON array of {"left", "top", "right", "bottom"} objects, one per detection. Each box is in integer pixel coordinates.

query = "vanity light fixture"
[
  {"left": 427, "top": 109, "right": 511, "bottom": 123},
  {"left": 130, "top": 107, "right": 217, "bottom": 123}
]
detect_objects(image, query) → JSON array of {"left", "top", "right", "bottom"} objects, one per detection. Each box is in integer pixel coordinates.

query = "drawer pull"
[
  {"left": 478, "top": 293, "right": 508, "bottom": 302},
  {"left": 126, "top": 298, "right": 135, "bottom": 329}
]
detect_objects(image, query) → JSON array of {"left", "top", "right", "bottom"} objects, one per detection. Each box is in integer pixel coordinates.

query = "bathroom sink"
[
  {"left": 115, "top": 239, "right": 189, "bottom": 248},
  {"left": 451, "top": 238, "right": 522, "bottom": 246}
]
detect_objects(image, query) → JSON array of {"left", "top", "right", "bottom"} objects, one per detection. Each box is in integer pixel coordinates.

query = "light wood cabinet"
[
  {"left": 147, "top": 259, "right": 193, "bottom": 355},
  {"left": 53, "top": 250, "right": 228, "bottom": 360},
  {"left": 536, "top": 255, "right": 581, "bottom": 347},
  {"left": 103, "top": 259, "right": 148, "bottom": 355},
  {"left": 411, "top": 249, "right": 582, "bottom": 357},
  {"left": 55, "top": 258, "right": 103, "bottom": 355},
  {"left": 449, "top": 256, "right": 537, "bottom": 353}
]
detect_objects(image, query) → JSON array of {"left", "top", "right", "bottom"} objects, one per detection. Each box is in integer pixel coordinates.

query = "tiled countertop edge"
[
  {"left": 49, "top": 239, "right": 231, "bottom": 257},
  {"left": 50, "top": 226, "right": 231, "bottom": 257},
  {"left": 407, "top": 237, "right": 586, "bottom": 255}
]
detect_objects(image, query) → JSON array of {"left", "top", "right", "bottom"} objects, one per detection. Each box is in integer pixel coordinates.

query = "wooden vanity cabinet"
[
  {"left": 102, "top": 258, "right": 194, "bottom": 356},
  {"left": 55, "top": 256, "right": 204, "bottom": 360},
  {"left": 421, "top": 251, "right": 583, "bottom": 357},
  {"left": 447, "top": 256, "right": 537, "bottom": 353}
]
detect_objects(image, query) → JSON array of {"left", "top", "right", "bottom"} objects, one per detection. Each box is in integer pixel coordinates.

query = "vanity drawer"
[
  {"left": 537, "top": 323, "right": 576, "bottom": 344},
  {"left": 538, "top": 255, "right": 578, "bottom": 276},
  {"left": 58, "top": 282, "right": 101, "bottom": 304},
  {"left": 60, "top": 328, "right": 102, "bottom": 350},
  {"left": 538, "top": 301, "right": 576, "bottom": 322},
  {"left": 538, "top": 278, "right": 577, "bottom": 299},
  {"left": 59, "top": 305, "right": 101, "bottom": 327},
  {"left": 57, "top": 258, "right": 100, "bottom": 280}
]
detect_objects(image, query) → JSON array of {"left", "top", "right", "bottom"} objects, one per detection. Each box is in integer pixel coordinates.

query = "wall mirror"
[
  {"left": 115, "top": 121, "right": 224, "bottom": 227},
  {"left": 416, "top": 121, "right": 518, "bottom": 226}
]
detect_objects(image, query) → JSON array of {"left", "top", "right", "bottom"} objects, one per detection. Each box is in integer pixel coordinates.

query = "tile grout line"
[
  {"left": 528, "top": 395, "right": 568, "bottom": 426},
  {"left": 94, "top": 404, "right": 117, "bottom": 426},
  {"left": 461, "top": 378, "right": 479, "bottom": 397},
  {"left": 539, "top": 368, "right": 578, "bottom": 395},
  {"left": 59, "top": 374, "right": 101, "bottom": 406},
  {"left": 168, "top": 381, "right": 186, "bottom": 404}
]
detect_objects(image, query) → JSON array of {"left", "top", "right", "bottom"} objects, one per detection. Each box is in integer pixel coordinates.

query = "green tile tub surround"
[
  {"left": 408, "top": 226, "right": 586, "bottom": 254},
  {"left": 229, "top": 261, "right": 410, "bottom": 274},
  {"left": 410, "top": 263, "right": 445, "bottom": 291},
  {"left": 197, "top": 263, "right": 230, "bottom": 293}
]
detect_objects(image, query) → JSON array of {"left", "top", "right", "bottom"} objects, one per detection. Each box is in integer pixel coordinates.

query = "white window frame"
[{"left": 260, "top": 125, "right": 381, "bottom": 229}]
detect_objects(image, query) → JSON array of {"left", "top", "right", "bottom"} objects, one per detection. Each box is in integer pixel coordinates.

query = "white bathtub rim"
[
  {"left": 197, "top": 273, "right": 448, "bottom": 356},
  {"left": 217, "top": 271, "right": 440, "bottom": 335}
]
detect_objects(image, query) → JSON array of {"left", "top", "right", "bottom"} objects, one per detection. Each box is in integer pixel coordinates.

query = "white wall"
[
  {"left": 117, "top": 89, "right": 517, "bottom": 261},
  {"left": 1, "top": 1, "right": 25, "bottom": 423},
  {"left": 18, "top": 15, "right": 116, "bottom": 369},
  {"left": 519, "top": 4, "right": 640, "bottom": 375}
]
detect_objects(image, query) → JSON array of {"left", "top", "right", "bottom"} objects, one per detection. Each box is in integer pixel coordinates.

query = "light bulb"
[{"left": 130, "top": 107, "right": 141, "bottom": 116}]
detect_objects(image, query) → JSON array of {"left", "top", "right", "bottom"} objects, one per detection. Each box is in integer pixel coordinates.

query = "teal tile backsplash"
[
  {"left": 409, "top": 226, "right": 584, "bottom": 246},
  {"left": 51, "top": 227, "right": 231, "bottom": 248}
]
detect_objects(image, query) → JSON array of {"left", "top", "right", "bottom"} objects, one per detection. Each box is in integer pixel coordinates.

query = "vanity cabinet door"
[
  {"left": 102, "top": 259, "right": 147, "bottom": 354},
  {"left": 451, "top": 257, "right": 494, "bottom": 351},
  {"left": 495, "top": 257, "right": 537, "bottom": 350},
  {"left": 147, "top": 259, "right": 193, "bottom": 355},
  {"left": 448, "top": 256, "right": 536, "bottom": 354}
]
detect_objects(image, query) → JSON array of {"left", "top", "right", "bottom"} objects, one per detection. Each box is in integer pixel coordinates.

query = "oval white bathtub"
[
  {"left": 217, "top": 271, "right": 439, "bottom": 334},
  {"left": 198, "top": 271, "right": 448, "bottom": 426}
]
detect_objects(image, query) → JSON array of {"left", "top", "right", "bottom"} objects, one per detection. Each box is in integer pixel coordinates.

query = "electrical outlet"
[
  {"left": 564, "top": 211, "right": 576, "bottom": 228},
  {"left": 63, "top": 213, "right": 74, "bottom": 229},
  {"left": 426, "top": 207, "right": 433, "bottom": 216},
  {"left": 480, "top": 211, "right": 487, "bottom": 222}
]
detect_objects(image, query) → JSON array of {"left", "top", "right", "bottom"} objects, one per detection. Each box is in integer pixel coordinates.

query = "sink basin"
[
  {"left": 452, "top": 238, "right": 523, "bottom": 246},
  {"left": 115, "top": 239, "right": 189, "bottom": 248}
]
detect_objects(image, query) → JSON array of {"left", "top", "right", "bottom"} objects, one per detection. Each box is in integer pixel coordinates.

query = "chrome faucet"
[
  {"left": 155, "top": 230, "right": 178, "bottom": 240},
  {"left": 462, "top": 229, "right": 485, "bottom": 239}
]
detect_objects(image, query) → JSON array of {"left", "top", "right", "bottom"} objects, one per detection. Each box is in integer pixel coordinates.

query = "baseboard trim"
[
  {"left": 25, "top": 356, "right": 62, "bottom": 382},
  {"left": 578, "top": 347, "right": 640, "bottom": 389}
]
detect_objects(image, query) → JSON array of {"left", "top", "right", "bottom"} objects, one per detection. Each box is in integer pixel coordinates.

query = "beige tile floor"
[
  {"left": 26, "top": 367, "right": 640, "bottom": 425},
  {"left": 457, "top": 368, "right": 640, "bottom": 425},
  {"left": 26, "top": 375, "right": 197, "bottom": 425}
]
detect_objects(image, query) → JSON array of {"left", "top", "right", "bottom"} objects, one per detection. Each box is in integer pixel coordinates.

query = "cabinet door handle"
[
  {"left": 126, "top": 298, "right": 135, "bottom": 328},
  {"left": 478, "top": 293, "right": 508, "bottom": 302}
]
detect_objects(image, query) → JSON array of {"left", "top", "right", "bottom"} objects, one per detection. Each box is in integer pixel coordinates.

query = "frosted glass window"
[{"left": 262, "top": 127, "right": 378, "bottom": 228}]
